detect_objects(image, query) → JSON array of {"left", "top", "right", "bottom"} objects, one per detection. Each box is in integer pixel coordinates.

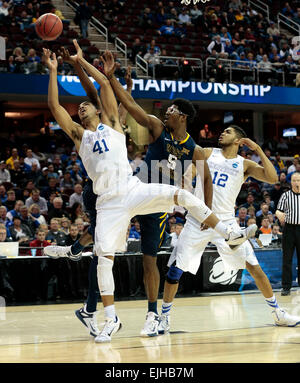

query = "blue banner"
[{"left": 2, "top": 73, "right": 300, "bottom": 105}]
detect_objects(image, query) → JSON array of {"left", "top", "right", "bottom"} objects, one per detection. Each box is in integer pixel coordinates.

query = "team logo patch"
[
  {"left": 232, "top": 163, "right": 238, "bottom": 168},
  {"left": 209, "top": 257, "right": 239, "bottom": 285}
]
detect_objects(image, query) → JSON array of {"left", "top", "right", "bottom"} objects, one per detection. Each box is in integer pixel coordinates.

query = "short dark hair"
[
  {"left": 229, "top": 125, "right": 247, "bottom": 139},
  {"left": 172, "top": 98, "right": 196, "bottom": 126}
]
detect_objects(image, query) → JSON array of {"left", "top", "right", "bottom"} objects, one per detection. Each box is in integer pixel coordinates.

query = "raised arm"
[
  {"left": 101, "top": 50, "right": 163, "bottom": 141},
  {"left": 43, "top": 48, "right": 83, "bottom": 152},
  {"left": 58, "top": 46, "right": 101, "bottom": 110},
  {"left": 73, "top": 40, "right": 123, "bottom": 134},
  {"left": 193, "top": 146, "right": 213, "bottom": 209},
  {"left": 119, "top": 66, "right": 132, "bottom": 126},
  {"left": 241, "top": 138, "right": 278, "bottom": 184}
]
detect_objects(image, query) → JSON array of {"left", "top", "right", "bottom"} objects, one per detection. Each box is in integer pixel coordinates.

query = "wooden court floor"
[{"left": 1, "top": 291, "right": 300, "bottom": 363}]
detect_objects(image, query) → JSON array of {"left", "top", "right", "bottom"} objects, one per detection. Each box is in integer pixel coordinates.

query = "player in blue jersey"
[{"left": 103, "top": 52, "right": 215, "bottom": 337}]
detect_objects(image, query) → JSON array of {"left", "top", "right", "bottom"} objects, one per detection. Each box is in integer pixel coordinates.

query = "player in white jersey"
[
  {"left": 43, "top": 42, "right": 257, "bottom": 343},
  {"left": 158, "top": 125, "right": 300, "bottom": 333}
]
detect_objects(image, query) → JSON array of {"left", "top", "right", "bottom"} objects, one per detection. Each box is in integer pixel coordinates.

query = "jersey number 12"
[
  {"left": 212, "top": 171, "right": 228, "bottom": 187},
  {"left": 93, "top": 139, "right": 109, "bottom": 154}
]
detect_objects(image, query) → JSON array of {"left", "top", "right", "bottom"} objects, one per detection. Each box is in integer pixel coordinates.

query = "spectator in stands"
[
  {"left": 293, "top": 8, "right": 300, "bottom": 25},
  {"left": 156, "top": 4, "right": 167, "bottom": 25},
  {"left": 24, "top": 148, "right": 40, "bottom": 170},
  {"left": 69, "top": 183, "right": 83, "bottom": 207},
  {"left": 287, "top": 162, "right": 300, "bottom": 183},
  {"left": 229, "top": 0, "right": 242, "bottom": 11},
  {"left": 70, "top": 163, "right": 83, "bottom": 184},
  {"left": 29, "top": 229, "right": 51, "bottom": 256},
  {"left": 19, "top": 205, "right": 36, "bottom": 236},
  {"left": 271, "top": 223, "right": 282, "bottom": 245},
  {"left": 157, "top": 19, "right": 175, "bottom": 36},
  {"left": 76, "top": 0, "right": 92, "bottom": 38},
  {"left": 276, "top": 138, "right": 289, "bottom": 153},
  {"left": 256, "top": 202, "right": 273, "bottom": 227},
  {"left": 190, "top": 4, "right": 202, "bottom": 28},
  {"left": 47, "top": 164, "right": 59, "bottom": 180},
  {"left": 70, "top": 202, "right": 87, "bottom": 224},
  {"left": 3, "top": 190, "right": 16, "bottom": 212},
  {"left": 263, "top": 192, "right": 275, "bottom": 213},
  {"left": 274, "top": 152, "right": 286, "bottom": 172},
  {"left": 25, "top": 188, "right": 48, "bottom": 215},
  {"left": 138, "top": 7, "right": 154, "bottom": 29},
  {"left": 207, "top": 35, "right": 225, "bottom": 55},
  {"left": 74, "top": 217, "right": 85, "bottom": 235},
  {"left": 36, "top": 167, "right": 49, "bottom": 188},
  {"left": 12, "top": 47, "right": 25, "bottom": 74},
  {"left": 144, "top": 47, "right": 160, "bottom": 76},
  {"left": 170, "top": 223, "right": 183, "bottom": 247},
  {"left": 0, "top": 161, "right": 11, "bottom": 183},
  {"left": 57, "top": 56, "right": 72, "bottom": 75},
  {"left": 237, "top": 207, "right": 248, "bottom": 228},
  {"left": 0, "top": 1, "right": 10, "bottom": 22},
  {"left": 9, "top": 216, "right": 32, "bottom": 243},
  {"left": 129, "top": 220, "right": 141, "bottom": 240},
  {"left": 199, "top": 124, "right": 213, "bottom": 140},
  {"left": 178, "top": 8, "right": 191, "bottom": 26},
  {"left": 0, "top": 184, "right": 7, "bottom": 204},
  {"left": 270, "top": 181, "right": 284, "bottom": 207},
  {"left": 17, "top": 10, "right": 33, "bottom": 31},
  {"left": 257, "top": 55, "right": 273, "bottom": 83},
  {"left": 267, "top": 21, "right": 280, "bottom": 39},
  {"left": 242, "top": 192, "right": 259, "bottom": 212},
  {"left": 258, "top": 217, "right": 272, "bottom": 235},
  {"left": 27, "top": 162, "right": 41, "bottom": 184},
  {"left": 287, "top": 155, "right": 299, "bottom": 174},
  {"left": 146, "top": 39, "right": 161, "bottom": 56},
  {"left": 6, "top": 200, "right": 23, "bottom": 222},
  {"left": 60, "top": 217, "right": 71, "bottom": 235},
  {"left": 28, "top": 204, "right": 47, "bottom": 226},
  {"left": 60, "top": 172, "right": 75, "bottom": 192},
  {"left": 48, "top": 197, "right": 70, "bottom": 222},
  {"left": 46, "top": 218, "right": 66, "bottom": 245},
  {"left": 0, "top": 223, "right": 11, "bottom": 242},
  {"left": 279, "top": 171, "right": 291, "bottom": 191},
  {"left": 130, "top": 38, "right": 145, "bottom": 62},
  {"left": 232, "top": 32, "right": 246, "bottom": 55},
  {"left": 247, "top": 206, "right": 257, "bottom": 220},
  {"left": 282, "top": 2, "right": 294, "bottom": 17},
  {"left": 224, "top": 39, "right": 236, "bottom": 58},
  {"left": 41, "top": 177, "right": 60, "bottom": 200},
  {"left": 65, "top": 224, "right": 80, "bottom": 245},
  {"left": 6, "top": 148, "right": 19, "bottom": 170},
  {"left": 0, "top": 206, "right": 10, "bottom": 229}
]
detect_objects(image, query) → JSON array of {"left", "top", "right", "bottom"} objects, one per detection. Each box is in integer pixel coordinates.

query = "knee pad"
[
  {"left": 166, "top": 264, "right": 183, "bottom": 284},
  {"left": 177, "top": 189, "right": 212, "bottom": 223},
  {"left": 97, "top": 257, "right": 114, "bottom": 296}
]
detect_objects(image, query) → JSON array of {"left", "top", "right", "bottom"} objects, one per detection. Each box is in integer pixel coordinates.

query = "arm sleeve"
[{"left": 276, "top": 192, "right": 286, "bottom": 212}]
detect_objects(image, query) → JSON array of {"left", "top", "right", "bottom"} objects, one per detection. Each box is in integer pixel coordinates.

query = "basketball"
[{"left": 35, "top": 13, "right": 63, "bottom": 41}]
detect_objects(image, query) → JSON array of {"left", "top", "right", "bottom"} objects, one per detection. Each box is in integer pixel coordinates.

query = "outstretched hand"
[
  {"left": 42, "top": 48, "right": 57, "bottom": 71},
  {"left": 73, "top": 39, "right": 83, "bottom": 61},
  {"left": 100, "top": 50, "right": 116, "bottom": 78},
  {"left": 58, "top": 46, "right": 77, "bottom": 65},
  {"left": 239, "top": 138, "right": 259, "bottom": 152},
  {"left": 125, "top": 65, "right": 133, "bottom": 90}
]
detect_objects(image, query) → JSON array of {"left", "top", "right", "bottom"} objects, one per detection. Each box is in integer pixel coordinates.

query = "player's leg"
[
  {"left": 139, "top": 213, "right": 168, "bottom": 337},
  {"left": 158, "top": 218, "right": 211, "bottom": 334},
  {"left": 94, "top": 203, "right": 130, "bottom": 343}
]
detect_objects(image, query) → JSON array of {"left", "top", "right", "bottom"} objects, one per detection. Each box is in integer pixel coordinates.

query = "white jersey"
[
  {"left": 192, "top": 148, "right": 245, "bottom": 221},
  {"left": 79, "top": 123, "right": 133, "bottom": 197}
]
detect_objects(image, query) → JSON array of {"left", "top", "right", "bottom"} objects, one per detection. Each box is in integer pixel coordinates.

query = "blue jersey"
[{"left": 136, "top": 128, "right": 196, "bottom": 186}]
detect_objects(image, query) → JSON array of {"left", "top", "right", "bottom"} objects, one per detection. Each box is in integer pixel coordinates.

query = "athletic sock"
[
  {"left": 71, "top": 240, "right": 85, "bottom": 255},
  {"left": 161, "top": 301, "right": 173, "bottom": 316},
  {"left": 265, "top": 295, "right": 279, "bottom": 310},
  {"left": 214, "top": 221, "right": 230, "bottom": 240},
  {"left": 104, "top": 304, "right": 116, "bottom": 320},
  {"left": 148, "top": 301, "right": 158, "bottom": 315}
]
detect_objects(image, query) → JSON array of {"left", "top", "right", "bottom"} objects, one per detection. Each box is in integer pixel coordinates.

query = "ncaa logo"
[
  {"left": 209, "top": 257, "right": 239, "bottom": 285},
  {"left": 232, "top": 163, "right": 238, "bottom": 168},
  {"left": 98, "top": 125, "right": 104, "bottom": 131}
]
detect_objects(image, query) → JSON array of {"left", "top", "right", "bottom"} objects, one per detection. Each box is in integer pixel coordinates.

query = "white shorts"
[
  {"left": 94, "top": 176, "right": 178, "bottom": 256},
  {"left": 167, "top": 216, "right": 258, "bottom": 274}
]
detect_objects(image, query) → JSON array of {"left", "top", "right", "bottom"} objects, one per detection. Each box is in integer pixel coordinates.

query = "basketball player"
[
  {"left": 100, "top": 51, "right": 215, "bottom": 337},
  {"left": 158, "top": 126, "right": 300, "bottom": 333},
  {"left": 43, "top": 41, "right": 256, "bottom": 343}
]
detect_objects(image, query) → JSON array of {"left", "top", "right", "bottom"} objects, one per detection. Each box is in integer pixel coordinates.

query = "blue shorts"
[
  {"left": 82, "top": 179, "right": 97, "bottom": 241},
  {"left": 137, "top": 212, "right": 168, "bottom": 256}
]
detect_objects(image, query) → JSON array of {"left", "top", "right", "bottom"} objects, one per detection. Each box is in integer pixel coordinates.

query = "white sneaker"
[
  {"left": 95, "top": 316, "right": 122, "bottom": 343},
  {"left": 158, "top": 314, "right": 170, "bottom": 335},
  {"left": 140, "top": 312, "right": 160, "bottom": 337},
  {"left": 43, "top": 245, "right": 82, "bottom": 261},
  {"left": 272, "top": 309, "right": 300, "bottom": 327},
  {"left": 226, "top": 224, "right": 257, "bottom": 250},
  {"left": 75, "top": 304, "right": 100, "bottom": 337}
]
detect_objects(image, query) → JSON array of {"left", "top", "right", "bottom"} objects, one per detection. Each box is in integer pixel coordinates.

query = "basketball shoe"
[
  {"left": 158, "top": 314, "right": 170, "bottom": 335},
  {"left": 272, "top": 308, "right": 300, "bottom": 327},
  {"left": 75, "top": 304, "right": 100, "bottom": 337},
  {"left": 43, "top": 245, "right": 82, "bottom": 261},
  {"left": 95, "top": 316, "right": 122, "bottom": 343},
  {"left": 140, "top": 312, "right": 160, "bottom": 337},
  {"left": 226, "top": 224, "right": 258, "bottom": 250}
]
